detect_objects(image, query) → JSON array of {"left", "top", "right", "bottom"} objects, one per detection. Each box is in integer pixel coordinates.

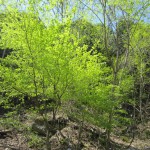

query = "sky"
[{"left": 0, "top": 0, "right": 149, "bottom": 25}]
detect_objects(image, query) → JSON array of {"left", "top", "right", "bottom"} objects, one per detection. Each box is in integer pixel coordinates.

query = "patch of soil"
[{"left": 0, "top": 130, "right": 30, "bottom": 150}]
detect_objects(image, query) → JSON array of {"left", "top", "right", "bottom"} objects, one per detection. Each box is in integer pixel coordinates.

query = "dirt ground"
[{"left": 0, "top": 115, "right": 149, "bottom": 150}]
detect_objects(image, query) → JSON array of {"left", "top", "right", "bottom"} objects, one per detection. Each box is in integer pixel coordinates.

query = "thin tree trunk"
[
  {"left": 2, "top": 49, "right": 6, "bottom": 58},
  {"left": 139, "top": 60, "right": 144, "bottom": 122}
]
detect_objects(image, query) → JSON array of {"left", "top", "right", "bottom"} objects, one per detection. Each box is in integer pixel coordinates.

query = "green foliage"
[
  {"left": 71, "top": 19, "right": 103, "bottom": 52},
  {"left": 27, "top": 132, "right": 44, "bottom": 149},
  {"left": 0, "top": 1, "right": 149, "bottom": 148}
]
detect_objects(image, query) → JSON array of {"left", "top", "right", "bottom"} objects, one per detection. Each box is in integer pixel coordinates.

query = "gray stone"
[{"left": 144, "top": 147, "right": 150, "bottom": 150}]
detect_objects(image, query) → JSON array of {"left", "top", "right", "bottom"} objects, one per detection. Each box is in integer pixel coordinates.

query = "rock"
[
  {"left": 125, "top": 148, "right": 139, "bottom": 150},
  {"left": 0, "top": 130, "right": 12, "bottom": 139},
  {"left": 32, "top": 119, "right": 46, "bottom": 136},
  {"left": 144, "top": 147, "right": 150, "bottom": 150},
  {"left": 32, "top": 117, "right": 68, "bottom": 137}
]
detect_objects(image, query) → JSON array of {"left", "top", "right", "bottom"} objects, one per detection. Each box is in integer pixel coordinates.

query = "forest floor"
[{"left": 0, "top": 112, "right": 150, "bottom": 150}]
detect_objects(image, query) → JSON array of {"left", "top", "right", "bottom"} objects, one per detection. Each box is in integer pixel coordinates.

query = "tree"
[
  {"left": 77, "top": 0, "right": 150, "bottom": 146},
  {"left": 71, "top": 19, "right": 104, "bottom": 53},
  {"left": 0, "top": 7, "right": 108, "bottom": 149},
  {"left": 130, "top": 22, "right": 150, "bottom": 122}
]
